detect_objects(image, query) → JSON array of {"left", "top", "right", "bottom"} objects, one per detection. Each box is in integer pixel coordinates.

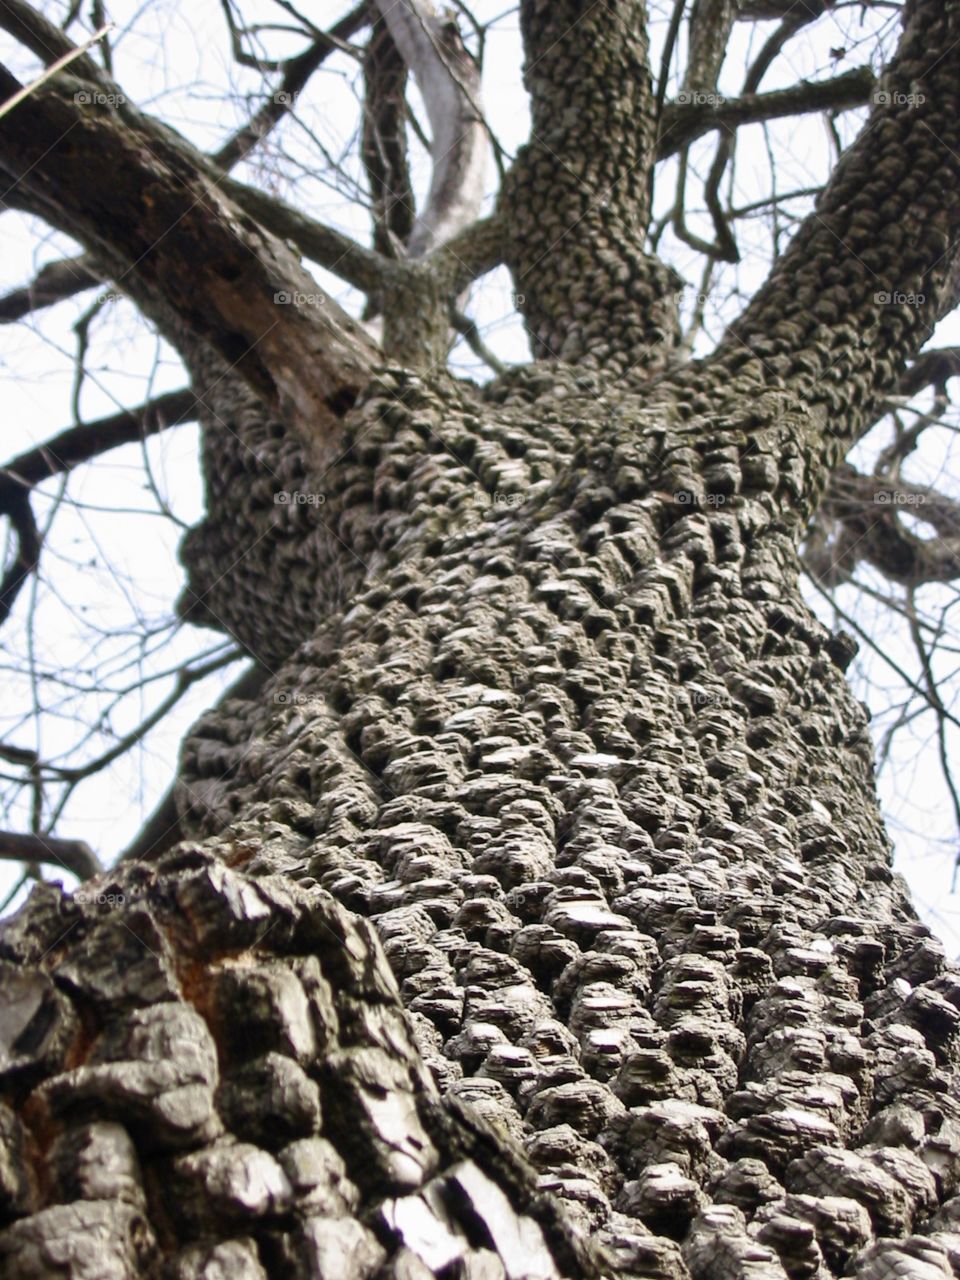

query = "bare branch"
[
  {"left": 218, "top": 176, "right": 387, "bottom": 294},
  {"left": 0, "top": 20, "right": 111, "bottom": 122},
  {"left": 811, "top": 464, "right": 960, "bottom": 587},
  {"left": 373, "top": 0, "right": 486, "bottom": 255},
  {"left": 898, "top": 347, "right": 960, "bottom": 399},
  {"left": 658, "top": 67, "right": 876, "bottom": 158},
  {"left": 0, "top": 389, "right": 197, "bottom": 500},
  {"left": 213, "top": 4, "right": 367, "bottom": 170},
  {"left": 705, "top": 0, "right": 960, "bottom": 493},
  {"left": 0, "top": 0, "right": 101, "bottom": 77},
  {"left": 683, "top": 0, "right": 737, "bottom": 97},
  {"left": 429, "top": 213, "right": 505, "bottom": 293},
  {"left": 0, "top": 488, "right": 40, "bottom": 625},
  {"left": 0, "top": 64, "right": 379, "bottom": 447},
  {"left": 0, "top": 254, "right": 99, "bottom": 322},
  {"left": 0, "top": 830, "right": 100, "bottom": 880},
  {"left": 361, "top": 15, "right": 416, "bottom": 262}
]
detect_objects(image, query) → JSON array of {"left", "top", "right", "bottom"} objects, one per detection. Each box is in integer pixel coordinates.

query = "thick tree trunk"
[
  {"left": 3, "top": 0, "right": 960, "bottom": 1276},
  {"left": 4, "top": 356, "right": 960, "bottom": 1279}
]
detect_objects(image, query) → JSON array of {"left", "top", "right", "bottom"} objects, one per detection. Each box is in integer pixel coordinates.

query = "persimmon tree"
[{"left": 1, "top": 1, "right": 960, "bottom": 1277}]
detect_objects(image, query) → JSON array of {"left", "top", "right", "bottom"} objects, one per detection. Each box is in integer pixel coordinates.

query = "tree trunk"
[
  {"left": 2, "top": 0, "right": 960, "bottom": 1276},
  {"left": 3, "top": 355, "right": 959, "bottom": 1279}
]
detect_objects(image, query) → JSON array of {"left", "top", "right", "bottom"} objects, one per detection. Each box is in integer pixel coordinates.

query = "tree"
[{"left": 1, "top": 0, "right": 960, "bottom": 1275}]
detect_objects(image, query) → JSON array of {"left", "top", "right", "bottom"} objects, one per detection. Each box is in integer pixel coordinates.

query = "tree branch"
[
  {"left": 658, "top": 67, "right": 876, "bottom": 158},
  {"left": 361, "top": 14, "right": 416, "bottom": 263},
  {"left": 0, "top": 487, "right": 40, "bottom": 625},
  {"left": 898, "top": 346, "right": 960, "bottom": 399},
  {"left": 218, "top": 174, "right": 386, "bottom": 295},
  {"left": 0, "top": 830, "right": 100, "bottom": 880},
  {"left": 0, "top": 254, "right": 100, "bottom": 322},
  {"left": 811, "top": 463, "right": 960, "bottom": 587},
  {"left": 213, "top": 4, "right": 367, "bottom": 170},
  {"left": 705, "top": 0, "right": 960, "bottom": 498},
  {"left": 497, "top": 0, "right": 681, "bottom": 375},
  {"left": 0, "top": 62, "right": 379, "bottom": 448},
  {"left": 0, "top": 0, "right": 101, "bottom": 77},
  {"left": 0, "top": 389, "right": 197, "bottom": 500},
  {"left": 373, "top": 0, "right": 486, "bottom": 256}
]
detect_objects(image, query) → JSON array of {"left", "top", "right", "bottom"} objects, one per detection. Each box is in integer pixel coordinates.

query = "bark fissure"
[{"left": 3, "top": 0, "right": 960, "bottom": 1277}]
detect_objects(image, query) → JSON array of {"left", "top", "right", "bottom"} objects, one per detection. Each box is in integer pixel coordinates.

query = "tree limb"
[
  {"left": 219, "top": 175, "right": 386, "bottom": 294},
  {"left": 0, "top": 60, "right": 379, "bottom": 448},
  {"left": 810, "top": 463, "right": 960, "bottom": 587},
  {"left": 705, "top": 0, "right": 960, "bottom": 496},
  {"left": 0, "top": 389, "right": 197, "bottom": 500},
  {"left": 0, "top": 830, "right": 100, "bottom": 880},
  {"left": 898, "top": 347, "right": 960, "bottom": 399},
  {"left": 658, "top": 67, "right": 876, "bottom": 158},
  {"left": 0, "top": 0, "right": 101, "bottom": 77},
  {"left": 0, "top": 487, "right": 40, "bottom": 625},
  {"left": 373, "top": 0, "right": 486, "bottom": 256},
  {"left": 213, "top": 4, "right": 367, "bottom": 170},
  {"left": 361, "top": 14, "right": 416, "bottom": 262},
  {"left": 0, "top": 254, "right": 100, "bottom": 322}
]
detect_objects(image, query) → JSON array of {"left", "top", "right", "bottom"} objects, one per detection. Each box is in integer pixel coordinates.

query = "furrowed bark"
[
  {"left": 0, "top": 846, "right": 599, "bottom": 1278},
  {"left": 498, "top": 0, "right": 681, "bottom": 376},
  {"left": 168, "top": 360, "right": 960, "bottom": 1279},
  {"left": 706, "top": 0, "right": 960, "bottom": 508}
]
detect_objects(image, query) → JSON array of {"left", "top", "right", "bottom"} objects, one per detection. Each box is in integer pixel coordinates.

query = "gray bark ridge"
[
  {"left": 4, "top": 0, "right": 960, "bottom": 1275},
  {"left": 167, "top": 361, "right": 960, "bottom": 1279}
]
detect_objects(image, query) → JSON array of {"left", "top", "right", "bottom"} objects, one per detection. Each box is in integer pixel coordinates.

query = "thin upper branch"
[
  {"left": 361, "top": 14, "right": 416, "bottom": 262},
  {"left": 213, "top": 4, "right": 367, "bottom": 170},
  {"left": 373, "top": 0, "right": 486, "bottom": 256},
  {"left": 658, "top": 68, "right": 876, "bottom": 158}
]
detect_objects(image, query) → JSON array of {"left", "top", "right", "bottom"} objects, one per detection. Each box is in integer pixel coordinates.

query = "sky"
[{"left": 1, "top": 0, "right": 959, "bottom": 949}]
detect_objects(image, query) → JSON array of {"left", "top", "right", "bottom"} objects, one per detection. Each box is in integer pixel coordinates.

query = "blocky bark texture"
[{"left": 2, "top": 0, "right": 960, "bottom": 1276}]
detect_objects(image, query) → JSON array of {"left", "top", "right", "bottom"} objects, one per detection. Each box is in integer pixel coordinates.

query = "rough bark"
[
  {"left": 497, "top": 0, "right": 682, "bottom": 376},
  {"left": 2, "top": 0, "right": 960, "bottom": 1277}
]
